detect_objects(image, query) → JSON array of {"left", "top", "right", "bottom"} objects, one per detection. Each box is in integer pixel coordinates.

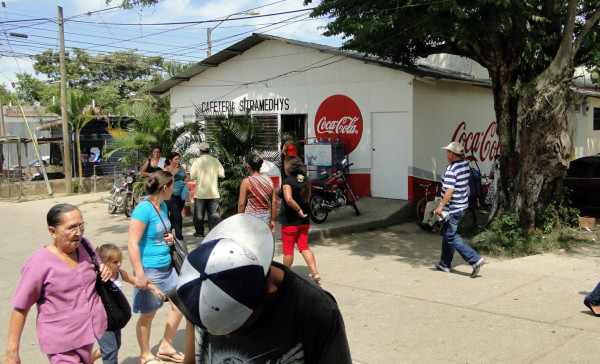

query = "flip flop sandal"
[
  {"left": 157, "top": 351, "right": 184, "bottom": 363},
  {"left": 140, "top": 356, "right": 165, "bottom": 364}
]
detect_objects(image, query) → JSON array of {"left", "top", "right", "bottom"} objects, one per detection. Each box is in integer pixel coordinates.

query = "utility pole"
[{"left": 58, "top": 6, "right": 72, "bottom": 192}]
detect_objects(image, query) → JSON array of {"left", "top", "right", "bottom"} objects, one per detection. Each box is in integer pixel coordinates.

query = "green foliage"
[
  {"left": 0, "top": 84, "right": 18, "bottom": 105},
  {"left": 199, "top": 109, "right": 276, "bottom": 218},
  {"left": 472, "top": 210, "right": 592, "bottom": 257},
  {"left": 14, "top": 73, "right": 58, "bottom": 106},
  {"left": 105, "top": 0, "right": 159, "bottom": 9},
  {"left": 106, "top": 98, "right": 200, "bottom": 168}
]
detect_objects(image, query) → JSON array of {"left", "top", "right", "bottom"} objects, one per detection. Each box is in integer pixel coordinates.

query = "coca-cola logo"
[
  {"left": 314, "top": 95, "right": 363, "bottom": 153},
  {"left": 452, "top": 121, "right": 499, "bottom": 162}
]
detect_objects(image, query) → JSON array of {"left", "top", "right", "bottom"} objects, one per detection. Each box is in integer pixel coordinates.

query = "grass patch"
[{"left": 470, "top": 212, "right": 598, "bottom": 257}]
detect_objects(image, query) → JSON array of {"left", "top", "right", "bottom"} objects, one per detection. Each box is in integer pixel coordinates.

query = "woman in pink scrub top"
[{"left": 3, "top": 203, "right": 110, "bottom": 364}]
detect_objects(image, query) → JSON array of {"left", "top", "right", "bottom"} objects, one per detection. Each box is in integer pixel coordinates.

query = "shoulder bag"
[
  {"left": 149, "top": 201, "right": 188, "bottom": 274},
  {"left": 81, "top": 238, "right": 132, "bottom": 331}
]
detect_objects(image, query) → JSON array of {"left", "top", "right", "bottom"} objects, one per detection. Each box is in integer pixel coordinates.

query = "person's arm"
[
  {"left": 3, "top": 307, "right": 29, "bottom": 364},
  {"left": 127, "top": 219, "right": 149, "bottom": 290},
  {"left": 434, "top": 188, "right": 454, "bottom": 216},
  {"left": 238, "top": 178, "right": 249, "bottom": 213},
  {"left": 270, "top": 187, "right": 277, "bottom": 232},
  {"left": 140, "top": 160, "right": 151, "bottom": 177},
  {"left": 183, "top": 320, "right": 196, "bottom": 364},
  {"left": 218, "top": 161, "right": 225, "bottom": 179},
  {"left": 283, "top": 185, "right": 307, "bottom": 219}
]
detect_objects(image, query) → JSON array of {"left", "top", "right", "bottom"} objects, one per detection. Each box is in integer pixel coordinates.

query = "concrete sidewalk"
[{"left": 1, "top": 192, "right": 600, "bottom": 363}]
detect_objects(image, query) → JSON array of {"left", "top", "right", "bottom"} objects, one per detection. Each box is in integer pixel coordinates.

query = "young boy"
[{"left": 92, "top": 244, "right": 165, "bottom": 363}]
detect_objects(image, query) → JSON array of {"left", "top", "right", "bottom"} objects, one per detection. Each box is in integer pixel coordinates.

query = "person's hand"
[
  {"left": 135, "top": 274, "right": 149, "bottom": 290},
  {"left": 99, "top": 263, "right": 112, "bottom": 282},
  {"left": 153, "top": 288, "right": 166, "bottom": 300},
  {"left": 164, "top": 232, "right": 174, "bottom": 246},
  {"left": 434, "top": 205, "right": 443, "bottom": 216},
  {"left": 4, "top": 348, "right": 21, "bottom": 364},
  {"left": 298, "top": 210, "right": 307, "bottom": 219},
  {"left": 269, "top": 220, "right": 276, "bottom": 233}
]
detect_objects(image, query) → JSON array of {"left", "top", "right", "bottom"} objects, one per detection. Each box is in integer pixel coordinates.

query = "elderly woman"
[
  {"left": 128, "top": 170, "right": 184, "bottom": 364},
  {"left": 4, "top": 203, "right": 110, "bottom": 364}
]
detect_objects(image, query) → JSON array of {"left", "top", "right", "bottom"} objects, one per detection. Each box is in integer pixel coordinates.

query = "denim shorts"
[{"left": 132, "top": 265, "right": 178, "bottom": 314}]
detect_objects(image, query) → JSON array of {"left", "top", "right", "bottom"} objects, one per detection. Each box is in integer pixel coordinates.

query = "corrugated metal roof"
[{"left": 149, "top": 33, "right": 491, "bottom": 95}]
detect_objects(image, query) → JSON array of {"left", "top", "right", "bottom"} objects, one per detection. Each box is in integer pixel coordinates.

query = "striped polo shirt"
[{"left": 441, "top": 159, "right": 470, "bottom": 214}]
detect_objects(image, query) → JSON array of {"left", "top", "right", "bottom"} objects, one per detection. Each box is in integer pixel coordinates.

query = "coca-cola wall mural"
[
  {"left": 313, "top": 94, "right": 369, "bottom": 197},
  {"left": 453, "top": 121, "right": 499, "bottom": 162},
  {"left": 410, "top": 120, "right": 499, "bottom": 204}
]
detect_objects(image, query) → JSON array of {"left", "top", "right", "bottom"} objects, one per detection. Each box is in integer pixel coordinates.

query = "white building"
[{"left": 150, "top": 33, "right": 599, "bottom": 203}]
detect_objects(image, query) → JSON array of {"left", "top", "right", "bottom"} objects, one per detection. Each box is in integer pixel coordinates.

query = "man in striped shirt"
[{"left": 434, "top": 142, "right": 485, "bottom": 278}]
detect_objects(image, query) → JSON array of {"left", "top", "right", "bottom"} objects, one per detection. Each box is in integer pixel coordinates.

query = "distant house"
[{"left": 1, "top": 105, "right": 128, "bottom": 178}]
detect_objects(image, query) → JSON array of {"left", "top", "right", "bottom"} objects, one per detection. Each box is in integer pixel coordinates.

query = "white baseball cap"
[
  {"left": 441, "top": 141, "right": 464, "bottom": 155},
  {"left": 176, "top": 214, "right": 274, "bottom": 335}
]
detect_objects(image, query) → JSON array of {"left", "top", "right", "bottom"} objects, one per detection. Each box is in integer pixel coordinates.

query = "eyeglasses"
[{"left": 59, "top": 222, "right": 86, "bottom": 235}]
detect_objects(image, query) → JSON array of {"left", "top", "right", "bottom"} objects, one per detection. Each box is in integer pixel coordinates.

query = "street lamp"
[{"left": 207, "top": 10, "right": 260, "bottom": 58}]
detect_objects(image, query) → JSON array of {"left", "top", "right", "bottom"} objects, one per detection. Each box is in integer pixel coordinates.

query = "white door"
[{"left": 371, "top": 112, "right": 412, "bottom": 199}]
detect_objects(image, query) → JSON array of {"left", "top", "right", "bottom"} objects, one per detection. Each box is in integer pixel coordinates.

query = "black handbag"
[
  {"left": 149, "top": 201, "right": 189, "bottom": 274},
  {"left": 82, "top": 238, "right": 132, "bottom": 331}
]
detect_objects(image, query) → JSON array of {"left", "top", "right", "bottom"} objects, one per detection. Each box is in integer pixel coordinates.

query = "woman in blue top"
[
  {"left": 164, "top": 152, "right": 187, "bottom": 241},
  {"left": 127, "top": 170, "right": 185, "bottom": 364}
]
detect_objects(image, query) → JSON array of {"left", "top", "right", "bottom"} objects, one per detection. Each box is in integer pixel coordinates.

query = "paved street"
[{"left": 1, "top": 192, "right": 600, "bottom": 363}]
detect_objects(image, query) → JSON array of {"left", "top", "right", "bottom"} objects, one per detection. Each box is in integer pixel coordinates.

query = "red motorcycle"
[{"left": 308, "top": 163, "right": 360, "bottom": 224}]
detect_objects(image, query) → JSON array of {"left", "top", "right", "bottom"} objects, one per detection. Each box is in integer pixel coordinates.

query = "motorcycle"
[
  {"left": 308, "top": 162, "right": 360, "bottom": 224},
  {"left": 105, "top": 169, "right": 138, "bottom": 216}
]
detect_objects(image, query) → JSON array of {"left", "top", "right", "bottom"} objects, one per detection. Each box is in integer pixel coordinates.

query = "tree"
[
  {"left": 307, "top": 0, "right": 600, "bottom": 230},
  {"left": 0, "top": 84, "right": 18, "bottom": 105},
  {"left": 31, "top": 48, "right": 164, "bottom": 113},
  {"left": 48, "top": 90, "right": 97, "bottom": 191},
  {"left": 105, "top": 0, "right": 158, "bottom": 8},
  {"left": 14, "top": 73, "right": 58, "bottom": 106},
  {"left": 198, "top": 108, "right": 275, "bottom": 218},
  {"left": 105, "top": 98, "right": 201, "bottom": 168}
]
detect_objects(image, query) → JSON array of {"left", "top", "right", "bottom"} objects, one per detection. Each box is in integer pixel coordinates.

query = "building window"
[{"left": 594, "top": 108, "right": 600, "bottom": 130}]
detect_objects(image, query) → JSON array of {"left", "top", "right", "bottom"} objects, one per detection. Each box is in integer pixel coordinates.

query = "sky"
[{"left": 0, "top": 0, "right": 345, "bottom": 91}]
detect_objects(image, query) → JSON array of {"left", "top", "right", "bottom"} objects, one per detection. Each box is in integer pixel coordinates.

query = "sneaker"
[
  {"left": 436, "top": 263, "right": 450, "bottom": 273},
  {"left": 470, "top": 258, "right": 485, "bottom": 278},
  {"left": 193, "top": 231, "right": 204, "bottom": 237}
]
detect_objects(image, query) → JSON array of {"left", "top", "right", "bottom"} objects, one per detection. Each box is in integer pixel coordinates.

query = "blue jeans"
[
  {"left": 439, "top": 209, "right": 481, "bottom": 268},
  {"left": 166, "top": 194, "right": 185, "bottom": 240},
  {"left": 193, "top": 198, "right": 220, "bottom": 234},
  {"left": 97, "top": 330, "right": 121, "bottom": 364},
  {"left": 587, "top": 281, "right": 600, "bottom": 304}
]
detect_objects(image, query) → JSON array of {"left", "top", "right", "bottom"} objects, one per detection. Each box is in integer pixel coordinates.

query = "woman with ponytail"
[
  {"left": 278, "top": 156, "right": 321, "bottom": 283},
  {"left": 238, "top": 154, "right": 277, "bottom": 232}
]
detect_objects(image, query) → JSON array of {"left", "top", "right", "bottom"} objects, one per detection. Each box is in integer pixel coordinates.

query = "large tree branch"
[
  {"left": 573, "top": 6, "right": 600, "bottom": 54},
  {"left": 539, "top": 0, "right": 578, "bottom": 88}
]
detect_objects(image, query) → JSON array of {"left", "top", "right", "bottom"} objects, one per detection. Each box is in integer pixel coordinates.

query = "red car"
[{"left": 564, "top": 155, "right": 600, "bottom": 209}]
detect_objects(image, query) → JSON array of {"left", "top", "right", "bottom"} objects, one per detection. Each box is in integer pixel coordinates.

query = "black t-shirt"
[
  {"left": 278, "top": 175, "right": 310, "bottom": 226},
  {"left": 194, "top": 262, "right": 352, "bottom": 364}
]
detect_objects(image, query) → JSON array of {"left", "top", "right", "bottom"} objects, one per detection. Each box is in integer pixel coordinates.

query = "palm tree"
[
  {"left": 49, "top": 90, "right": 97, "bottom": 191},
  {"left": 105, "top": 97, "right": 201, "bottom": 168},
  {"left": 199, "top": 108, "right": 275, "bottom": 217}
]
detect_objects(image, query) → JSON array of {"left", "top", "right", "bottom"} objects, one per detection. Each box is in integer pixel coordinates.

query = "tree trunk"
[{"left": 491, "top": 67, "right": 574, "bottom": 231}]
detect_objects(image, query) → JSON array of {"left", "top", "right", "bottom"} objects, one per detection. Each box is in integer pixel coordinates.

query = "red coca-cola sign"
[
  {"left": 452, "top": 121, "right": 499, "bottom": 161},
  {"left": 314, "top": 95, "right": 363, "bottom": 153}
]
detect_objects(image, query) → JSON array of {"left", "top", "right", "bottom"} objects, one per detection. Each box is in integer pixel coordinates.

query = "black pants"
[{"left": 166, "top": 194, "right": 185, "bottom": 240}]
